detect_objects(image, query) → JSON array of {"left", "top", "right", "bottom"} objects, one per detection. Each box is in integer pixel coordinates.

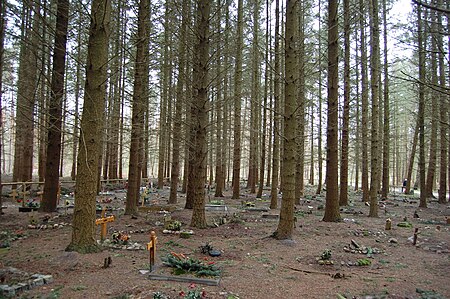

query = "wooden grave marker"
[
  {"left": 147, "top": 231, "right": 157, "bottom": 271},
  {"left": 95, "top": 208, "right": 115, "bottom": 241}
]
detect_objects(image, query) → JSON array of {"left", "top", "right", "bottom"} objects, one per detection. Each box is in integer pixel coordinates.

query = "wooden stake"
[
  {"left": 413, "top": 228, "right": 419, "bottom": 245},
  {"left": 147, "top": 231, "right": 157, "bottom": 271}
]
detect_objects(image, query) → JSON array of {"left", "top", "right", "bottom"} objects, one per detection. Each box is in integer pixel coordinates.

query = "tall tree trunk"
[
  {"left": 257, "top": 0, "right": 270, "bottom": 199},
  {"left": 360, "top": 0, "right": 370, "bottom": 202},
  {"left": 339, "top": 0, "right": 350, "bottom": 206},
  {"left": 248, "top": 0, "right": 260, "bottom": 194},
  {"left": 188, "top": 0, "right": 210, "bottom": 228},
  {"left": 67, "top": 0, "right": 111, "bottom": 253},
  {"left": 13, "top": 1, "right": 39, "bottom": 186},
  {"left": 323, "top": 0, "right": 341, "bottom": 222},
  {"left": 274, "top": 0, "right": 298, "bottom": 239},
  {"left": 169, "top": 0, "right": 189, "bottom": 204},
  {"left": 0, "top": 0, "right": 5, "bottom": 214},
  {"left": 405, "top": 119, "right": 419, "bottom": 194},
  {"left": 295, "top": 0, "right": 304, "bottom": 204},
  {"left": 417, "top": 3, "right": 427, "bottom": 208},
  {"left": 71, "top": 5, "right": 84, "bottom": 180},
  {"left": 354, "top": 27, "right": 360, "bottom": 191},
  {"left": 125, "top": 0, "right": 150, "bottom": 215},
  {"left": 270, "top": 0, "right": 280, "bottom": 208},
  {"left": 41, "top": 0, "right": 70, "bottom": 212},
  {"left": 315, "top": 0, "right": 323, "bottom": 195},
  {"left": 369, "top": 0, "right": 381, "bottom": 217},
  {"left": 157, "top": 2, "right": 171, "bottom": 189},
  {"left": 232, "top": 0, "right": 244, "bottom": 199},
  {"left": 381, "top": 0, "right": 390, "bottom": 200},
  {"left": 438, "top": 0, "right": 448, "bottom": 204},
  {"left": 425, "top": 6, "right": 438, "bottom": 199}
]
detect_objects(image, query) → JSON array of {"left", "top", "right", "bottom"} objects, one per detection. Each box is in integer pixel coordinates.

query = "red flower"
[
  {"left": 189, "top": 283, "right": 196, "bottom": 289},
  {"left": 201, "top": 290, "right": 207, "bottom": 298},
  {"left": 179, "top": 291, "right": 185, "bottom": 297}
]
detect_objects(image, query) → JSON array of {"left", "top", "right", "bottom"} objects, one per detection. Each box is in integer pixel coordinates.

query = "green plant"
[
  {"left": 152, "top": 291, "right": 169, "bottom": 299},
  {"left": 357, "top": 258, "right": 372, "bottom": 266},
  {"left": 321, "top": 249, "right": 332, "bottom": 260},
  {"left": 161, "top": 253, "right": 221, "bottom": 277},
  {"left": 179, "top": 284, "right": 207, "bottom": 299},
  {"left": 165, "top": 220, "right": 182, "bottom": 231}
]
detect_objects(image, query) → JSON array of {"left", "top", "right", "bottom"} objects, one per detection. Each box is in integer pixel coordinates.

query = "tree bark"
[
  {"left": 381, "top": 0, "right": 390, "bottom": 200},
  {"left": 188, "top": 0, "right": 210, "bottom": 228},
  {"left": 360, "top": 0, "right": 370, "bottom": 203},
  {"left": 232, "top": 0, "right": 244, "bottom": 200},
  {"left": 339, "top": 0, "right": 350, "bottom": 206},
  {"left": 41, "top": 0, "right": 70, "bottom": 212},
  {"left": 169, "top": 0, "right": 189, "bottom": 204},
  {"left": 270, "top": 0, "right": 280, "bottom": 209},
  {"left": 274, "top": 0, "right": 298, "bottom": 239},
  {"left": 126, "top": 0, "right": 150, "bottom": 215},
  {"left": 67, "top": 0, "right": 111, "bottom": 253},
  {"left": 417, "top": 3, "right": 427, "bottom": 208},
  {"left": 323, "top": 0, "right": 341, "bottom": 222},
  {"left": 369, "top": 0, "right": 381, "bottom": 217}
]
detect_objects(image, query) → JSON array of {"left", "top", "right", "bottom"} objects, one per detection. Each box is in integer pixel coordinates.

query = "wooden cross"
[
  {"left": 95, "top": 208, "right": 115, "bottom": 241},
  {"left": 11, "top": 189, "right": 18, "bottom": 203},
  {"left": 147, "top": 231, "right": 157, "bottom": 271}
]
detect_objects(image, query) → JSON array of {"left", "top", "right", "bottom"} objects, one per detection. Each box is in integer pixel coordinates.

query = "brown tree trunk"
[
  {"left": 323, "top": 0, "right": 341, "bottom": 222},
  {"left": 417, "top": 3, "right": 427, "bottom": 208},
  {"left": 315, "top": 0, "right": 323, "bottom": 195},
  {"left": 295, "top": 0, "right": 305, "bottom": 204},
  {"left": 232, "top": 0, "right": 244, "bottom": 200},
  {"left": 339, "top": 0, "right": 350, "bottom": 206},
  {"left": 169, "top": 0, "right": 189, "bottom": 204},
  {"left": 41, "top": 0, "right": 70, "bottom": 212},
  {"left": 257, "top": 0, "right": 270, "bottom": 199},
  {"left": 369, "top": 0, "right": 381, "bottom": 217},
  {"left": 381, "top": 0, "right": 390, "bottom": 200},
  {"left": 13, "top": 2, "right": 39, "bottom": 186},
  {"left": 270, "top": 0, "right": 280, "bottom": 209},
  {"left": 360, "top": 0, "right": 370, "bottom": 203},
  {"left": 125, "top": 0, "right": 150, "bottom": 215},
  {"left": 425, "top": 6, "right": 438, "bottom": 199},
  {"left": 274, "top": 0, "right": 298, "bottom": 239},
  {"left": 67, "top": 0, "right": 111, "bottom": 253},
  {"left": 437, "top": 1, "right": 447, "bottom": 203},
  {"left": 0, "top": 0, "right": 5, "bottom": 214},
  {"left": 188, "top": 0, "right": 210, "bottom": 228}
]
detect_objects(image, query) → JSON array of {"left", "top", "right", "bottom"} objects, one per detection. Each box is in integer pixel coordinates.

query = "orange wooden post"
[
  {"left": 95, "top": 208, "right": 115, "bottom": 241},
  {"left": 147, "top": 231, "right": 157, "bottom": 271}
]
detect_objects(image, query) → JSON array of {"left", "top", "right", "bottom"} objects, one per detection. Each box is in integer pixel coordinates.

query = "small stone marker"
[
  {"left": 147, "top": 231, "right": 157, "bottom": 271},
  {"left": 385, "top": 218, "right": 392, "bottom": 230},
  {"left": 95, "top": 208, "right": 115, "bottom": 241}
]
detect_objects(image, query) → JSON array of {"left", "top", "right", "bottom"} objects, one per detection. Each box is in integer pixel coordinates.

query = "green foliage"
[
  {"left": 152, "top": 292, "right": 169, "bottom": 299},
  {"left": 161, "top": 253, "right": 221, "bottom": 277},
  {"left": 165, "top": 220, "right": 182, "bottom": 231},
  {"left": 416, "top": 288, "right": 446, "bottom": 299},
  {"left": 397, "top": 222, "right": 413, "bottom": 228},
  {"left": 321, "top": 249, "right": 332, "bottom": 260},
  {"left": 357, "top": 258, "right": 372, "bottom": 266}
]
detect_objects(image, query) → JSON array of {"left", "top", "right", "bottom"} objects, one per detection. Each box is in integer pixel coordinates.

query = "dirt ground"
[{"left": 0, "top": 183, "right": 449, "bottom": 299}]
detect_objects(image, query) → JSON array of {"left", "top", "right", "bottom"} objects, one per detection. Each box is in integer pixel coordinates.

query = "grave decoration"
[
  {"left": 316, "top": 249, "right": 334, "bottom": 265},
  {"left": 161, "top": 252, "right": 221, "bottom": 277},
  {"left": 112, "top": 231, "right": 130, "bottom": 245},
  {"left": 199, "top": 243, "right": 221, "bottom": 257},
  {"left": 147, "top": 231, "right": 157, "bottom": 271},
  {"left": 343, "top": 239, "right": 383, "bottom": 256},
  {"left": 95, "top": 208, "right": 115, "bottom": 241}
]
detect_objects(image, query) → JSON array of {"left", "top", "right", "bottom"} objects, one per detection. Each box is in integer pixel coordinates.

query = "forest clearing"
[
  {"left": 0, "top": 183, "right": 449, "bottom": 299},
  {"left": 1, "top": 0, "right": 450, "bottom": 298}
]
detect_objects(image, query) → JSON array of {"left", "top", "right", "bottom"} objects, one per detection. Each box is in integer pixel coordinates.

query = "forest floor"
[{"left": 0, "top": 182, "right": 449, "bottom": 299}]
